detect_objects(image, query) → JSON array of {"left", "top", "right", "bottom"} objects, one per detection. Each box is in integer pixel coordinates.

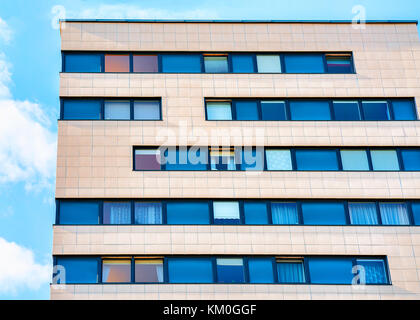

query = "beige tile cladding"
[{"left": 51, "top": 225, "right": 420, "bottom": 300}]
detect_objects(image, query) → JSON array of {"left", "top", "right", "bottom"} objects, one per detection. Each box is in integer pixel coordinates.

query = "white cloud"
[
  {"left": 0, "top": 237, "right": 51, "bottom": 295},
  {"left": 0, "top": 18, "right": 12, "bottom": 44}
]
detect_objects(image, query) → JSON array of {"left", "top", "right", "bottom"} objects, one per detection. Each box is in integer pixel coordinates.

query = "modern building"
[{"left": 51, "top": 19, "right": 420, "bottom": 299}]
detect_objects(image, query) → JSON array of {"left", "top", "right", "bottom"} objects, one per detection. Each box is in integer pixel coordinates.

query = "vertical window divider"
[
  {"left": 131, "top": 257, "right": 135, "bottom": 283},
  {"left": 130, "top": 99, "right": 134, "bottom": 120},
  {"left": 263, "top": 149, "right": 268, "bottom": 171},
  {"left": 321, "top": 54, "right": 328, "bottom": 73},
  {"left": 267, "top": 201, "right": 273, "bottom": 225},
  {"left": 206, "top": 147, "right": 211, "bottom": 171},
  {"left": 239, "top": 201, "right": 245, "bottom": 224},
  {"left": 252, "top": 54, "right": 258, "bottom": 73},
  {"left": 129, "top": 54, "right": 133, "bottom": 73},
  {"left": 387, "top": 99, "right": 396, "bottom": 120},
  {"left": 396, "top": 148, "right": 405, "bottom": 171},
  {"left": 244, "top": 257, "right": 250, "bottom": 283},
  {"left": 366, "top": 148, "right": 374, "bottom": 171},
  {"left": 408, "top": 201, "right": 416, "bottom": 226},
  {"left": 55, "top": 200, "right": 60, "bottom": 225},
  {"left": 357, "top": 99, "right": 364, "bottom": 120},
  {"left": 227, "top": 54, "right": 233, "bottom": 73},
  {"left": 329, "top": 100, "right": 335, "bottom": 120},
  {"left": 303, "top": 258, "right": 310, "bottom": 284},
  {"left": 131, "top": 200, "right": 135, "bottom": 224},
  {"left": 98, "top": 257, "right": 103, "bottom": 283},
  {"left": 375, "top": 202, "right": 383, "bottom": 225},
  {"left": 336, "top": 148, "right": 343, "bottom": 171},
  {"left": 99, "top": 201, "right": 104, "bottom": 224},
  {"left": 257, "top": 100, "right": 263, "bottom": 120},
  {"left": 162, "top": 201, "right": 168, "bottom": 225},
  {"left": 204, "top": 98, "right": 209, "bottom": 120},
  {"left": 200, "top": 54, "right": 205, "bottom": 73},
  {"left": 284, "top": 100, "right": 291, "bottom": 120},
  {"left": 61, "top": 52, "right": 65, "bottom": 72},
  {"left": 59, "top": 98, "right": 64, "bottom": 120},
  {"left": 157, "top": 54, "right": 162, "bottom": 73},
  {"left": 100, "top": 98, "right": 105, "bottom": 120},
  {"left": 343, "top": 201, "right": 351, "bottom": 225},
  {"left": 271, "top": 257, "right": 278, "bottom": 283},
  {"left": 290, "top": 149, "right": 297, "bottom": 171},
  {"left": 100, "top": 53, "right": 105, "bottom": 73},
  {"left": 231, "top": 100, "right": 237, "bottom": 120},
  {"left": 212, "top": 257, "right": 217, "bottom": 283},
  {"left": 297, "top": 201, "right": 304, "bottom": 225},
  {"left": 163, "top": 257, "right": 169, "bottom": 283},
  {"left": 279, "top": 54, "right": 286, "bottom": 74},
  {"left": 209, "top": 200, "right": 214, "bottom": 224}
]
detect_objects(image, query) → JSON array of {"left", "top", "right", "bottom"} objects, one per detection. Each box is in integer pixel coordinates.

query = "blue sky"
[{"left": 0, "top": 0, "right": 419, "bottom": 300}]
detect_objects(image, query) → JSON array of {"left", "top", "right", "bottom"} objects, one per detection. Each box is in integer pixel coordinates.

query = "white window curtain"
[
  {"left": 271, "top": 203, "right": 298, "bottom": 224},
  {"left": 104, "top": 100, "right": 130, "bottom": 119},
  {"left": 135, "top": 203, "right": 162, "bottom": 224},
  {"left": 349, "top": 202, "right": 378, "bottom": 225},
  {"left": 379, "top": 203, "right": 410, "bottom": 225},
  {"left": 104, "top": 202, "right": 131, "bottom": 224},
  {"left": 213, "top": 202, "right": 240, "bottom": 221},
  {"left": 277, "top": 261, "right": 305, "bottom": 283}
]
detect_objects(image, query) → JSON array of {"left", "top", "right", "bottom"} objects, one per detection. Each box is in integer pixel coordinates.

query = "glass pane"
[
  {"left": 210, "top": 148, "right": 236, "bottom": 171},
  {"left": 164, "top": 147, "right": 208, "bottom": 170},
  {"left": 241, "top": 148, "right": 264, "bottom": 171},
  {"left": 104, "top": 100, "right": 130, "bottom": 120},
  {"left": 362, "top": 101, "right": 390, "bottom": 120},
  {"left": 161, "top": 54, "right": 201, "bottom": 73},
  {"left": 55, "top": 257, "right": 98, "bottom": 284},
  {"left": 166, "top": 202, "right": 210, "bottom": 224},
  {"left": 301, "top": 202, "right": 346, "bottom": 225},
  {"left": 235, "top": 100, "right": 259, "bottom": 120},
  {"left": 289, "top": 100, "right": 331, "bottom": 120},
  {"left": 216, "top": 258, "right": 245, "bottom": 283},
  {"left": 244, "top": 202, "right": 268, "bottom": 224},
  {"left": 133, "top": 55, "right": 158, "bottom": 72},
  {"left": 135, "top": 149, "right": 161, "bottom": 170},
  {"left": 295, "top": 150, "right": 338, "bottom": 171},
  {"left": 266, "top": 149, "right": 292, "bottom": 170},
  {"left": 340, "top": 150, "right": 369, "bottom": 171},
  {"left": 204, "top": 56, "right": 228, "bottom": 73},
  {"left": 371, "top": 150, "right": 400, "bottom": 171},
  {"left": 261, "top": 101, "right": 287, "bottom": 120},
  {"left": 277, "top": 261, "right": 305, "bottom": 283},
  {"left": 401, "top": 149, "right": 420, "bottom": 171},
  {"left": 168, "top": 258, "right": 213, "bottom": 283},
  {"left": 135, "top": 259, "right": 163, "bottom": 283},
  {"left": 104, "top": 54, "right": 130, "bottom": 72},
  {"left": 134, "top": 202, "right": 162, "bottom": 224},
  {"left": 133, "top": 100, "right": 160, "bottom": 120},
  {"left": 256, "top": 55, "right": 281, "bottom": 73},
  {"left": 64, "top": 54, "right": 101, "bottom": 72},
  {"left": 102, "top": 259, "right": 131, "bottom": 283},
  {"left": 411, "top": 203, "right": 420, "bottom": 225},
  {"left": 248, "top": 258, "right": 274, "bottom": 283},
  {"left": 103, "top": 202, "right": 131, "bottom": 224},
  {"left": 308, "top": 257, "right": 354, "bottom": 284},
  {"left": 379, "top": 203, "right": 410, "bottom": 225},
  {"left": 333, "top": 101, "right": 361, "bottom": 120},
  {"left": 271, "top": 202, "right": 299, "bottom": 225},
  {"left": 356, "top": 259, "right": 387, "bottom": 284},
  {"left": 213, "top": 201, "right": 240, "bottom": 224},
  {"left": 63, "top": 100, "right": 101, "bottom": 120},
  {"left": 284, "top": 54, "right": 325, "bottom": 73},
  {"left": 349, "top": 202, "right": 379, "bottom": 225},
  {"left": 206, "top": 102, "right": 232, "bottom": 120},
  {"left": 392, "top": 100, "right": 417, "bottom": 120},
  {"left": 59, "top": 201, "right": 99, "bottom": 225},
  {"left": 231, "top": 54, "right": 254, "bottom": 73},
  {"left": 326, "top": 54, "right": 352, "bottom": 73}
]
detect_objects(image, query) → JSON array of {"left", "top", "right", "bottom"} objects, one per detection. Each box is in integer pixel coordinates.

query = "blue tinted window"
[
  {"left": 333, "top": 101, "right": 361, "bottom": 120},
  {"left": 284, "top": 54, "right": 325, "bottom": 73},
  {"left": 295, "top": 150, "right": 338, "bottom": 171},
  {"left": 235, "top": 101, "right": 259, "bottom": 120},
  {"left": 244, "top": 202, "right": 269, "bottom": 224},
  {"left": 277, "top": 260, "right": 306, "bottom": 283},
  {"left": 370, "top": 150, "right": 400, "bottom": 171},
  {"left": 231, "top": 54, "right": 255, "bottom": 73},
  {"left": 161, "top": 54, "right": 201, "bottom": 73},
  {"left": 166, "top": 202, "right": 210, "bottom": 224},
  {"left": 213, "top": 202, "right": 240, "bottom": 225},
  {"left": 164, "top": 147, "right": 208, "bottom": 170},
  {"left": 62, "top": 100, "right": 102, "bottom": 120},
  {"left": 412, "top": 203, "right": 420, "bottom": 226},
  {"left": 261, "top": 101, "right": 287, "bottom": 120},
  {"left": 356, "top": 259, "right": 388, "bottom": 284},
  {"left": 289, "top": 100, "right": 331, "bottom": 120},
  {"left": 401, "top": 149, "right": 420, "bottom": 171},
  {"left": 340, "top": 150, "right": 370, "bottom": 171},
  {"left": 241, "top": 148, "right": 264, "bottom": 171},
  {"left": 271, "top": 202, "right": 299, "bottom": 225},
  {"left": 216, "top": 258, "right": 245, "bottom": 283},
  {"left": 301, "top": 202, "right": 346, "bottom": 225},
  {"left": 168, "top": 258, "right": 213, "bottom": 283},
  {"left": 64, "top": 54, "right": 102, "bottom": 72},
  {"left": 392, "top": 100, "right": 417, "bottom": 120},
  {"left": 362, "top": 101, "right": 390, "bottom": 120},
  {"left": 204, "top": 56, "right": 228, "bottom": 73},
  {"left": 55, "top": 257, "right": 99, "bottom": 284},
  {"left": 59, "top": 201, "right": 99, "bottom": 224},
  {"left": 308, "top": 257, "right": 353, "bottom": 284},
  {"left": 248, "top": 258, "right": 274, "bottom": 283}
]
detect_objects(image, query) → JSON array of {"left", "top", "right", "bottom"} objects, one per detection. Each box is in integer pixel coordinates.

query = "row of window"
[
  {"left": 206, "top": 98, "right": 417, "bottom": 121},
  {"left": 53, "top": 255, "right": 389, "bottom": 285},
  {"left": 134, "top": 147, "right": 420, "bottom": 171},
  {"left": 56, "top": 199, "right": 420, "bottom": 226},
  {"left": 62, "top": 52, "right": 354, "bottom": 74}
]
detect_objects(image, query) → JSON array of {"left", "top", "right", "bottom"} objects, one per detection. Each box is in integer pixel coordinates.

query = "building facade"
[{"left": 51, "top": 20, "right": 420, "bottom": 299}]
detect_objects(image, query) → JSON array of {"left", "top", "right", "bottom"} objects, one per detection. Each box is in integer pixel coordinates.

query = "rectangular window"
[
  {"left": 266, "top": 149, "right": 292, "bottom": 170},
  {"left": 166, "top": 202, "right": 210, "bottom": 224},
  {"left": 261, "top": 101, "right": 287, "bottom": 120},
  {"left": 104, "top": 100, "right": 130, "bottom": 120},
  {"left": 102, "top": 259, "right": 131, "bottom": 283},
  {"left": 340, "top": 150, "right": 370, "bottom": 171},
  {"left": 164, "top": 147, "right": 208, "bottom": 171},
  {"left": 134, "top": 202, "right": 162, "bottom": 224},
  {"left": 64, "top": 54, "right": 102, "bottom": 73},
  {"left": 213, "top": 201, "right": 240, "bottom": 224},
  {"left": 59, "top": 201, "right": 100, "bottom": 225},
  {"left": 204, "top": 55, "right": 228, "bottom": 73},
  {"left": 235, "top": 100, "right": 259, "bottom": 120},
  {"left": 276, "top": 258, "right": 306, "bottom": 283},
  {"left": 168, "top": 257, "right": 213, "bottom": 283},
  {"left": 411, "top": 203, "right": 420, "bottom": 226},
  {"left": 104, "top": 54, "right": 130, "bottom": 72},
  {"left": 134, "top": 149, "right": 161, "bottom": 170},
  {"left": 241, "top": 147, "right": 264, "bottom": 171},
  {"left": 370, "top": 150, "right": 400, "bottom": 171},
  {"left": 206, "top": 101, "right": 232, "bottom": 120},
  {"left": 295, "top": 149, "right": 338, "bottom": 171},
  {"left": 210, "top": 147, "right": 236, "bottom": 171},
  {"left": 301, "top": 202, "right": 346, "bottom": 225},
  {"left": 348, "top": 202, "right": 379, "bottom": 225},
  {"left": 216, "top": 258, "right": 245, "bottom": 283},
  {"left": 401, "top": 149, "right": 420, "bottom": 171},
  {"left": 133, "top": 55, "right": 158, "bottom": 73},
  {"left": 256, "top": 55, "right": 281, "bottom": 73},
  {"left": 248, "top": 258, "right": 274, "bottom": 283},
  {"left": 356, "top": 259, "right": 388, "bottom": 284},
  {"left": 391, "top": 99, "right": 417, "bottom": 120},
  {"left": 284, "top": 53, "right": 325, "bottom": 73},
  {"left": 161, "top": 54, "right": 201, "bottom": 73},
  {"left": 362, "top": 101, "right": 390, "bottom": 120},
  {"left": 333, "top": 101, "right": 361, "bottom": 120},
  {"left": 62, "top": 100, "right": 102, "bottom": 120},
  {"left": 289, "top": 100, "right": 331, "bottom": 120},
  {"left": 135, "top": 258, "right": 164, "bottom": 283},
  {"left": 133, "top": 100, "right": 161, "bottom": 120},
  {"left": 103, "top": 202, "right": 131, "bottom": 224},
  {"left": 307, "top": 257, "right": 354, "bottom": 284},
  {"left": 244, "top": 202, "right": 269, "bottom": 224},
  {"left": 271, "top": 202, "right": 299, "bottom": 225},
  {"left": 231, "top": 54, "right": 255, "bottom": 73},
  {"left": 326, "top": 54, "right": 353, "bottom": 73},
  {"left": 379, "top": 202, "right": 410, "bottom": 225},
  {"left": 55, "top": 257, "right": 99, "bottom": 284}
]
